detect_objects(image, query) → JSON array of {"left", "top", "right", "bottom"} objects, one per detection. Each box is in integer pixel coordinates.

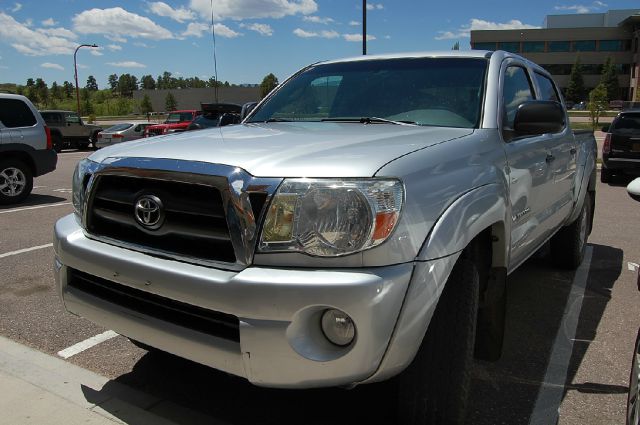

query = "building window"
[
  {"left": 616, "top": 64, "right": 631, "bottom": 75},
  {"left": 522, "top": 41, "right": 545, "bottom": 53},
  {"left": 572, "top": 40, "right": 596, "bottom": 52},
  {"left": 498, "top": 42, "right": 520, "bottom": 53},
  {"left": 598, "top": 40, "right": 627, "bottom": 52},
  {"left": 548, "top": 41, "right": 570, "bottom": 52},
  {"left": 541, "top": 64, "right": 572, "bottom": 75},
  {"left": 581, "top": 64, "right": 603, "bottom": 74},
  {"left": 473, "top": 42, "right": 497, "bottom": 50}
]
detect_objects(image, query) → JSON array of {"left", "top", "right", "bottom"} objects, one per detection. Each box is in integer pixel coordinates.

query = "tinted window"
[
  {"left": 572, "top": 40, "right": 596, "bottom": 52},
  {"left": 250, "top": 58, "right": 488, "bottom": 129},
  {"left": 0, "top": 98, "right": 37, "bottom": 128},
  {"left": 612, "top": 113, "right": 640, "bottom": 135},
  {"left": 534, "top": 73, "right": 559, "bottom": 102},
  {"left": 166, "top": 112, "right": 194, "bottom": 123},
  {"left": 599, "top": 40, "right": 626, "bottom": 52},
  {"left": 65, "top": 113, "right": 80, "bottom": 124},
  {"left": 40, "top": 112, "right": 63, "bottom": 124},
  {"left": 105, "top": 123, "right": 133, "bottom": 132},
  {"left": 498, "top": 42, "right": 520, "bottom": 53},
  {"left": 548, "top": 41, "right": 570, "bottom": 52},
  {"left": 473, "top": 42, "right": 497, "bottom": 50},
  {"left": 522, "top": 41, "right": 545, "bottom": 53},
  {"left": 502, "top": 66, "right": 534, "bottom": 129}
]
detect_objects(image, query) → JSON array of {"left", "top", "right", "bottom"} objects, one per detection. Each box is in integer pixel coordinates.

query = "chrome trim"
[{"left": 82, "top": 157, "right": 282, "bottom": 271}]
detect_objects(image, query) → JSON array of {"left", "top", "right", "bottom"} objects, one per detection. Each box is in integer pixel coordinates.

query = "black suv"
[{"left": 601, "top": 109, "right": 640, "bottom": 183}]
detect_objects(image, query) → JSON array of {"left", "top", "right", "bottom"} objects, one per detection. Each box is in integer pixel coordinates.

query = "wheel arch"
[{"left": 0, "top": 147, "right": 37, "bottom": 176}]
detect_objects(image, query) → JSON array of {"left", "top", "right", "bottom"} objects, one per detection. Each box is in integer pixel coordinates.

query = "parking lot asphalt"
[{"left": 0, "top": 148, "right": 638, "bottom": 425}]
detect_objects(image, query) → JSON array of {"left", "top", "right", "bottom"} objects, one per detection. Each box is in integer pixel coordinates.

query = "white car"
[{"left": 96, "top": 123, "right": 152, "bottom": 148}]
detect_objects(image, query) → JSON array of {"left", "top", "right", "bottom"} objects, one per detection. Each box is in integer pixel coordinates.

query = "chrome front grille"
[{"left": 82, "top": 158, "right": 281, "bottom": 269}]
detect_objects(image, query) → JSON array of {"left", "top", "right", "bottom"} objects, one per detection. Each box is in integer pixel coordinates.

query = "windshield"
[
  {"left": 612, "top": 113, "right": 640, "bottom": 135},
  {"left": 166, "top": 112, "right": 194, "bottom": 123},
  {"left": 249, "top": 57, "right": 487, "bottom": 128},
  {"left": 105, "top": 123, "right": 133, "bottom": 132}
]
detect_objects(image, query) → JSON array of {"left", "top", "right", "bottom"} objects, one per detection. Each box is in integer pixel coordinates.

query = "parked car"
[
  {"left": 143, "top": 110, "right": 201, "bottom": 137},
  {"left": 186, "top": 103, "right": 242, "bottom": 131},
  {"left": 55, "top": 51, "right": 596, "bottom": 424},
  {"left": 39, "top": 110, "right": 102, "bottom": 151},
  {"left": 95, "top": 123, "right": 152, "bottom": 148},
  {"left": 610, "top": 100, "right": 625, "bottom": 110},
  {"left": 0, "top": 94, "right": 57, "bottom": 204},
  {"left": 601, "top": 109, "right": 640, "bottom": 183},
  {"left": 573, "top": 101, "right": 588, "bottom": 110},
  {"left": 626, "top": 177, "right": 640, "bottom": 425},
  {"left": 565, "top": 100, "right": 575, "bottom": 110}
]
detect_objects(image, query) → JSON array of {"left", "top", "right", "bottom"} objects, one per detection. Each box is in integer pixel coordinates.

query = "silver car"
[{"left": 95, "top": 123, "right": 151, "bottom": 148}]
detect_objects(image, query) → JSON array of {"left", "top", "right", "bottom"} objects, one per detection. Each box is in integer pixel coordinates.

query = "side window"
[
  {"left": 134, "top": 125, "right": 141, "bottom": 132},
  {"left": 0, "top": 98, "right": 37, "bottom": 128},
  {"left": 502, "top": 66, "right": 534, "bottom": 130},
  {"left": 65, "top": 113, "right": 80, "bottom": 124},
  {"left": 533, "top": 72, "right": 560, "bottom": 102}
]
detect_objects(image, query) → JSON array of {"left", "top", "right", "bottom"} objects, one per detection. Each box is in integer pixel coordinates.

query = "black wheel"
[
  {"left": 52, "top": 134, "right": 63, "bottom": 153},
  {"left": 397, "top": 255, "right": 479, "bottom": 425},
  {"left": 550, "top": 192, "right": 591, "bottom": 269},
  {"left": 91, "top": 131, "right": 99, "bottom": 149},
  {"left": 474, "top": 268, "right": 506, "bottom": 361},
  {"left": 0, "top": 159, "right": 33, "bottom": 205},
  {"left": 627, "top": 329, "right": 640, "bottom": 425},
  {"left": 601, "top": 167, "right": 612, "bottom": 183}
]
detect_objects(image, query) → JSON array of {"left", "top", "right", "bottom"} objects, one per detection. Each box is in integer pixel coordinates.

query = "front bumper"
[{"left": 54, "top": 213, "right": 415, "bottom": 388}]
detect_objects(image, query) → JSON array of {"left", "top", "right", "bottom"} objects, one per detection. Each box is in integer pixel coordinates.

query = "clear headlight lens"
[
  {"left": 259, "top": 179, "right": 403, "bottom": 257},
  {"left": 72, "top": 158, "right": 98, "bottom": 219}
]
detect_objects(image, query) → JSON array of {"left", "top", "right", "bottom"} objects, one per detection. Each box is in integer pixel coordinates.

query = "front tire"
[
  {"left": 550, "top": 192, "right": 591, "bottom": 269},
  {"left": 0, "top": 159, "right": 33, "bottom": 205},
  {"left": 397, "top": 255, "right": 479, "bottom": 425}
]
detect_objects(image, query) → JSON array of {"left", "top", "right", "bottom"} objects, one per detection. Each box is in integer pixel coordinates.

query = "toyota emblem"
[{"left": 134, "top": 195, "right": 165, "bottom": 230}]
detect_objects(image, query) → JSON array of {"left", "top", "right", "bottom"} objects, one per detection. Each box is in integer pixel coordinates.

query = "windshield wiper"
[{"left": 321, "top": 117, "right": 418, "bottom": 126}]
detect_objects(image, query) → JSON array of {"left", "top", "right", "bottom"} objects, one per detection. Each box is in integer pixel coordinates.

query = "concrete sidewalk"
[{"left": 0, "top": 336, "right": 221, "bottom": 425}]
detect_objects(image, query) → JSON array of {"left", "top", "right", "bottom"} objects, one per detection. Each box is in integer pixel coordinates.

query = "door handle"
[
  {"left": 545, "top": 154, "right": 555, "bottom": 163},
  {"left": 570, "top": 148, "right": 577, "bottom": 155}
]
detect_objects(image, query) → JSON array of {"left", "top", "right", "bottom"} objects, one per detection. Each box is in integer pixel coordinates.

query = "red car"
[{"left": 144, "top": 110, "right": 202, "bottom": 137}]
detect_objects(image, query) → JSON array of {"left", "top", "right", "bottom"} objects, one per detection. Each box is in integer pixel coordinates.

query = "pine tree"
[
  {"left": 600, "top": 57, "right": 619, "bottom": 101},
  {"left": 141, "top": 94, "right": 153, "bottom": 114},
  {"left": 260, "top": 73, "right": 278, "bottom": 98},
  {"left": 565, "top": 57, "right": 585, "bottom": 102},
  {"left": 164, "top": 92, "right": 177, "bottom": 111},
  {"left": 86, "top": 75, "right": 98, "bottom": 91}
]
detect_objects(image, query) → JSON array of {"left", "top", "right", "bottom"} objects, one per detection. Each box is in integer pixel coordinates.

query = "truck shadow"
[
  {"left": 0, "top": 194, "right": 67, "bottom": 210},
  {"left": 80, "top": 243, "right": 623, "bottom": 425}
]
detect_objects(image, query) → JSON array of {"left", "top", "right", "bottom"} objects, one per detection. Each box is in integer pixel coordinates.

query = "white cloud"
[
  {"left": 41, "top": 62, "right": 64, "bottom": 70},
  {"left": 107, "top": 44, "right": 122, "bottom": 51},
  {"left": 343, "top": 33, "right": 376, "bottom": 42},
  {"left": 349, "top": 20, "right": 360, "bottom": 26},
  {"left": 90, "top": 47, "right": 104, "bottom": 56},
  {"left": 554, "top": 2, "right": 607, "bottom": 14},
  {"left": 181, "top": 22, "right": 241, "bottom": 38},
  {"left": 149, "top": 1, "right": 196, "bottom": 23},
  {"left": 366, "top": 3, "right": 383, "bottom": 10},
  {"left": 41, "top": 18, "right": 57, "bottom": 26},
  {"left": 133, "top": 41, "right": 149, "bottom": 47},
  {"left": 73, "top": 7, "right": 173, "bottom": 40},
  {"left": 384, "top": 35, "right": 391, "bottom": 39},
  {"left": 77, "top": 63, "right": 89, "bottom": 69},
  {"left": 293, "top": 28, "right": 339, "bottom": 38},
  {"left": 107, "top": 61, "right": 147, "bottom": 68},
  {"left": 435, "top": 18, "right": 539, "bottom": 40},
  {"left": 189, "top": 0, "right": 317, "bottom": 20},
  {"left": 0, "top": 12, "right": 77, "bottom": 56},
  {"left": 240, "top": 23, "right": 273, "bottom": 36},
  {"left": 11, "top": 3, "right": 21, "bottom": 12},
  {"left": 303, "top": 16, "right": 334, "bottom": 24},
  {"left": 37, "top": 27, "right": 77, "bottom": 39},
  {"left": 105, "top": 34, "right": 128, "bottom": 43}
]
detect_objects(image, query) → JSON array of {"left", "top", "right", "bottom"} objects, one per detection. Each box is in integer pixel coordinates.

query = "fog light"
[{"left": 321, "top": 309, "right": 355, "bottom": 346}]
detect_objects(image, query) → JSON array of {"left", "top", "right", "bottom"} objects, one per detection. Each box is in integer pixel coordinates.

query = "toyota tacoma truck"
[
  {"left": 40, "top": 110, "right": 102, "bottom": 151},
  {"left": 54, "top": 51, "right": 597, "bottom": 424}
]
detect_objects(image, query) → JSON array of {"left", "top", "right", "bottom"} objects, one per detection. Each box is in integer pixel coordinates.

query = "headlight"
[
  {"left": 72, "top": 158, "right": 98, "bottom": 219},
  {"left": 259, "top": 179, "right": 403, "bottom": 257}
]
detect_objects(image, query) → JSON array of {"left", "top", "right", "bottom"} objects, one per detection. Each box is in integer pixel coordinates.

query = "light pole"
[
  {"left": 74, "top": 43, "right": 98, "bottom": 118},
  {"left": 362, "top": 0, "right": 367, "bottom": 55}
]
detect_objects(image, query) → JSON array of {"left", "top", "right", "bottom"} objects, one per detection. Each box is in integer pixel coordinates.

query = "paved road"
[{"left": 0, "top": 149, "right": 638, "bottom": 424}]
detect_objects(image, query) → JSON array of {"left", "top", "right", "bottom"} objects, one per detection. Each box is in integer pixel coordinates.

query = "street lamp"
[
  {"left": 74, "top": 43, "right": 98, "bottom": 118},
  {"left": 362, "top": 0, "right": 367, "bottom": 55}
]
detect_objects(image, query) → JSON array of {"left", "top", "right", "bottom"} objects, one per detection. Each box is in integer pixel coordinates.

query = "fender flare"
[{"left": 418, "top": 183, "right": 509, "bottom": 268}]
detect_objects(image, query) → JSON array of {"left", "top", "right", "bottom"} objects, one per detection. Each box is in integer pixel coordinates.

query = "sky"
[{"left": 0, "top": 0, "right": 638, "bottom": 88}]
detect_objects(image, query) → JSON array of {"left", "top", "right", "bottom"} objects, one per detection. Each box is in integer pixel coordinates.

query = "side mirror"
[
  {"left": 628, "top": 178, "right": 640, "bottom": 203},
  {"left": 240, "top": 102, "right": 258, "bottom": 121},
  {"left": 513, "top": 101, "right": 565, "bottom": 136},
  {"left": 601, "top": 125, "right": 610, "bottom": 133}
]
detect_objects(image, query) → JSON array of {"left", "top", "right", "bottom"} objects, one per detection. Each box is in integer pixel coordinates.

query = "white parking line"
[
  {"left": 57, "top": 331, "right": 119, "bottom": 359},
  {"left": 528, "top": 246, "right": 593, "bottom": 425},
  {"left": 0, "top": 202, "right": 71, "bottom": 214},
  {"left": 0, "top": 243, "right": 53, "bottom": 259}
]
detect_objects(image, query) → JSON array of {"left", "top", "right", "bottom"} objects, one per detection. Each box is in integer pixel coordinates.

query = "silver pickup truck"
[{"left": 54, "top": 51, "right": 596, "bottom": 424}]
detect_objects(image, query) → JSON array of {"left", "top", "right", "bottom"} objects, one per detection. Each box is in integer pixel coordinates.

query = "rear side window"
[
  {"left": 533, "top": 72, "right": 560, "bottom": 102},
  {"left": 0, "top": 98, "right": 37, "bottom": 128},
  {"left": 612, "top": 113, "right": 640, "bottom": 135},
  {"left": 502, "top": 66, "right": 534, "bottom": 129},
  {"left": 41, "top": 112, "right": 63, "bottom": 124}
]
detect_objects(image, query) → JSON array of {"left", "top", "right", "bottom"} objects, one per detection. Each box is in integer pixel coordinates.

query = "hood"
[{"left": 90, "top": 122, "right": 473, "bottom": 177}]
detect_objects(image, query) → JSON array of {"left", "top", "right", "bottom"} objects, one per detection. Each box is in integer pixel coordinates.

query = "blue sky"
[{"left": 0, "top": 0, "right": 638, "bottom": 88}]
